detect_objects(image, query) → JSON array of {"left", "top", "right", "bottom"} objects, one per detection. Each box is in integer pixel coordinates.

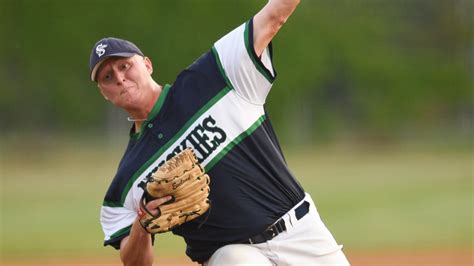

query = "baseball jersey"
[{"left": 100, "top": 18, "right": 305, "bottom": 263}]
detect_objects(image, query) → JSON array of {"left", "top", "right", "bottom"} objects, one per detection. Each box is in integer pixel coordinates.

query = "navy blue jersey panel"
[{"left": 172, "top": 117, "right": 304, "bottom": 262}]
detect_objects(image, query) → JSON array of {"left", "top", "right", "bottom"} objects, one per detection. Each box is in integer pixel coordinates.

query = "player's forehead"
[{"left": 97, "top": 56, "right": 134, "bottom": 75}]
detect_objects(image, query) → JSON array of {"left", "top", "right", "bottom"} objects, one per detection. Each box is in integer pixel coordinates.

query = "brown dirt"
[
  {"left": 1, "top": 250, "right": 472, "bottom": 265},
  {"left": 346, "top": 249, "right": 473, "bottom": 266}
]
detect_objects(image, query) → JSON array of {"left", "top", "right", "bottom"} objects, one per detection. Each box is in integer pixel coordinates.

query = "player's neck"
[{"left": 134, "top": 121, "right": 144, "bottom": 133}]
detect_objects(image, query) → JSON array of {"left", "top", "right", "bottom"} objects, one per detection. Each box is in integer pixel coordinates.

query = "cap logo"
[{"left": 95, "top": 43, "right": 108, "bottom": 57}]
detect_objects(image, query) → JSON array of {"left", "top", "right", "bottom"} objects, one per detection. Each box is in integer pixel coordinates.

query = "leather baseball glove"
[{"left": 138, "top": 148, "right": 211, "bottom": 234}]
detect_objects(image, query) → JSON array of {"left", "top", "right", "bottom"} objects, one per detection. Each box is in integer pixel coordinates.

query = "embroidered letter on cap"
[{"left": 96, "top": 43, "right": 108, "bottom": 57}]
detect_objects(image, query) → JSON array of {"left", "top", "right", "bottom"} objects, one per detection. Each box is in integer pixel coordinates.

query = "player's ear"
[{"left": 143, "top": 56, "right": 153, "bottom": 74}]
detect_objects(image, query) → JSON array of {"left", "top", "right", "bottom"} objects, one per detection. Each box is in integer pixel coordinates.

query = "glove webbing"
[{"left": 139, "top": 187, "right": 212, "bottom": 231}]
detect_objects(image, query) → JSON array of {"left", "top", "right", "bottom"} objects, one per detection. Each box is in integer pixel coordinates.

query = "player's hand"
[{"left": 138, "top": 195, "right": 173, "bottom": 217}]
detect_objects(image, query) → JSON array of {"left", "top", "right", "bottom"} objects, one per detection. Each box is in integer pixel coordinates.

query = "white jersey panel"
[
  {"left": 214, "top": 23, "right": 274, "bottom": 105},
  {"left": 101, "top": 206, "right": 136, "bottom": 241},
  {"left": 261, "top": 48, "right": 274, "bottom": 76}
]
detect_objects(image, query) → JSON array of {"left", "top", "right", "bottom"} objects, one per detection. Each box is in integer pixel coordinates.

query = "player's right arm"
[
  {"left": 119, "top": 196, "right": 172, "bottom": 266},
  {"left": 253, "top": 0, "right": 301, "bottom": 57},
  {"left": 212, "top": 0, "right": 300, "bottom": 105}
]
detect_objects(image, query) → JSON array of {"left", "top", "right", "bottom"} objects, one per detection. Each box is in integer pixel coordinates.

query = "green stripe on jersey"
[
  {"left": 110, "top": 224, "right": 132, "bottom": 239},
  {"left": 117, "top": 86, "right": 232, "bottom": 205},
  {"left": 205, "top": 114, "right": 266, "bottom": 172},
  {"left": 211, "top": 46, "right": 235, "bottom": 91},
  {"left": 131, "top": 84, "right": 172, "bottom": 140},
  {"left": 243, "top": 21, "right": 274, "bottom": 83}
]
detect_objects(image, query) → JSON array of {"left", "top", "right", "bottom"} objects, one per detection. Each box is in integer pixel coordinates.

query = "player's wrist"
[{"left": 135, "top": 209, "right": 152, "bottom": 235}]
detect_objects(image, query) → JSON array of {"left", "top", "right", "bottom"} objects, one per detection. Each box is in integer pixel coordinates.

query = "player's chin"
[
  {"left": 112, "top": 98, "right": 132, "bottom": 110},
  {"left": 123, "top": 100, "right": 144, "bottom": 112}
]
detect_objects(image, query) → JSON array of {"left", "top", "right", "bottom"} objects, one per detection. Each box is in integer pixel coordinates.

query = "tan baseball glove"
[{"left": 138, "top": 148, "right": 211, "bottom": 234}]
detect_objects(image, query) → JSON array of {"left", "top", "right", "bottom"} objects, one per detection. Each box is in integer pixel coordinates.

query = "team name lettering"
[{"left": 139, "top": 115, "right": 226, "bottom": 188}]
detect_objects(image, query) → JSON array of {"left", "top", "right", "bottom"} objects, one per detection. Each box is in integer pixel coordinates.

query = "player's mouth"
[{"left": 120, "top": 86, "right": 135, "bottom": 96}]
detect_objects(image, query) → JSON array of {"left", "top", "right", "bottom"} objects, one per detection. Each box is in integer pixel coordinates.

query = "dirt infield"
[
  {"left": 346, "top": 250, "right": 473, "bottom": 266},
  {"left": 1, "top": 250, "right": 472, "bottom": 266}
]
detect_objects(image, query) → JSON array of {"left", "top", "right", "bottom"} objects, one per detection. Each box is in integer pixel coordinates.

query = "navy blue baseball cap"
[{"left": 89, "top": 37, "right": 144, "bottom": 82}]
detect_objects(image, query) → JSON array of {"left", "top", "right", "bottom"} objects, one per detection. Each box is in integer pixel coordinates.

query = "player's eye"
[
  {"left": 121, "top": 63, "right": 130, "bottom": 70},
  {"left": 104, "top": 73, "right": 112, "bottom": 81}
]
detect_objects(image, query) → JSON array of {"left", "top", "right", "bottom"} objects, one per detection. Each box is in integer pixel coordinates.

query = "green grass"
[
  {"left": 285, "top": 144, "right": 472, "bottom": 252},
  {"left": 1, "top": 136, "right": 472, "bottom": 259}
]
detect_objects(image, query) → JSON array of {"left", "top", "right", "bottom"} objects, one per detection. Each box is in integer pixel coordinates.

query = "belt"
[{"left": 243, "top": 200, "right": 310, "bottom": 244}]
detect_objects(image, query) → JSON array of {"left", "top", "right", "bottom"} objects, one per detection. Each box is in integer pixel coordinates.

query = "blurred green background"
[{"left": 0, "top": 0, "right": 472, "bottom": 264}]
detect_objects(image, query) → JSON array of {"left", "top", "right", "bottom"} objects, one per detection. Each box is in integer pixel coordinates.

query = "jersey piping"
[{"left": 243, "top": 20, "right": 276, "bottom": 83}]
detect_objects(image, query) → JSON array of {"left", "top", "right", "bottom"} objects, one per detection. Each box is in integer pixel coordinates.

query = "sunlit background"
[{"left": 1, "top": 0, "right": 472, "bottom": 265}]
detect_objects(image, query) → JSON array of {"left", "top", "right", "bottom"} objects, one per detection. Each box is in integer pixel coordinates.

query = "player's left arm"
[{"left": 253, "top": 0, "right": 301, "bottom": 57}]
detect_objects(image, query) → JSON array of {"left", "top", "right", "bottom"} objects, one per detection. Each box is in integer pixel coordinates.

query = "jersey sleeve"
[
  {"left": 100, "top": 205, "right": 137, "bottom": 249},
  {"left": 212, "top": 17, "right": 276, "bottom": 105}
]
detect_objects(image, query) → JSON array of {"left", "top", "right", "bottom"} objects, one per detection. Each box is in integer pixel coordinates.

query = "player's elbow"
[
  {"left": 120, "top": 239, "right": 154, "bottom": 266},
  {"left": 266, "top": 13, "right": 287, "bottom": 36},
  {"left": 121, "top": 254, "right": 153, "bottom": 266},
  {"left": 291, "top": 0, "right": 301, "bottom": 8},
  {"left": 269, "top": 0, "right": 301, "bottom": 30}
]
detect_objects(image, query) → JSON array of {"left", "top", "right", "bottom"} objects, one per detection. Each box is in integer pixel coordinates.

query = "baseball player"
[{"left": 90, "top": 0, "right": 349, "bottom": 265}]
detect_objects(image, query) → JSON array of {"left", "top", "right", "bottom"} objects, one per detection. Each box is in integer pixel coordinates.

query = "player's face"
[{"left": 96, "top": 55, "right": 154, "bottom": 110}]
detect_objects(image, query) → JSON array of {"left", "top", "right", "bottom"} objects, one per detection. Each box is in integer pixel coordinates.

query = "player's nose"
[{"left": 115, "top": 72, "right": 126, "bottom": 85}]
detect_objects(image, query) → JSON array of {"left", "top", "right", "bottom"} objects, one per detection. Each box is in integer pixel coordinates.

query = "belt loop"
[
  {"left": 241, "top": 195, "right": 311, "bottom": 245},
  {"left": 288, "top": 208, "right": 297, "bottom": 229},
  {"left": 295, "top": 201, "right": 310, "bottom": 220}
]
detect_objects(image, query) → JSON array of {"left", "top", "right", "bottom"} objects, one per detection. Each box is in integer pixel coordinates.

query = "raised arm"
[{"left": 253, "top": 0, "right": 301, "bottom": 57}]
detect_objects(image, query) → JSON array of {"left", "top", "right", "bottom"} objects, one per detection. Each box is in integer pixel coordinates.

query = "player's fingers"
[
  {"left": 146, "top": 195, "right": 173, "bottom": 210},
  {"left": 138, "top": 196, "right": 173, "bottom": 218}
]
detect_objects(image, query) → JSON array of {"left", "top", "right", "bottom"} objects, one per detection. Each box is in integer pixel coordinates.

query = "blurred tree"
[{"left": 0, "top": 0, "right": 471, "bottom": 144}]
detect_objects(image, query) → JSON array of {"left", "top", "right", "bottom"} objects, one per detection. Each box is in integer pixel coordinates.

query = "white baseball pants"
[{"left": 204, "top": 193, "right": 349, "bottom": 265}]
